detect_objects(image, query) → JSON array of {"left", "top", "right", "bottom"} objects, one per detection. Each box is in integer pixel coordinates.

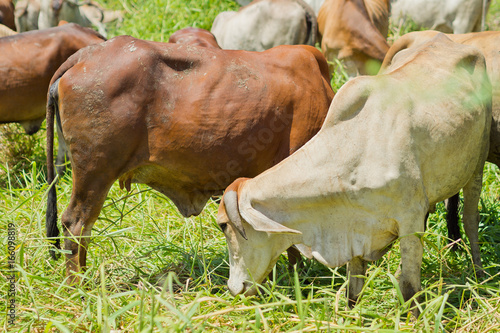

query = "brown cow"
[
  {"left": 0, "top": 22, "right": 16, "bottom": 36},
  {"left": 46, "top": 36, "right": 334, "bottom": 282},
  {"left": 168, "top": 27, "right": 220, "bottom": 48},
  {"left": 0, "top": 23, "right": 105, "bottom": 170},
  {"left": 318, "top": 0, "right": 390, "bottom": 76},
  {"left": 0, "top": 0, "right": 15, "bottom": 30},
  {"left": 168, "top": 26, "right": 307, "bottom": 269},
  {"left": 380, "top": 30, "right": 500, "bottom": 275}
]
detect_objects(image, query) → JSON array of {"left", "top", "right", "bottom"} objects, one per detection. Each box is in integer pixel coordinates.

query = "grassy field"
[{"left": 1, "top": 0, "right": 500, "bottom": 332}]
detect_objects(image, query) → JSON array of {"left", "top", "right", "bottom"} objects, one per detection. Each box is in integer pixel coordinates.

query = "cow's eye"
[{"left": 219, "top": 223, "right": 228, "bottom": 232}]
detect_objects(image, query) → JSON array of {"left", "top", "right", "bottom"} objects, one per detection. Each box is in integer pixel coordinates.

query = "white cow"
[
  {"left": 217, "top": 34, "right": 491, "bottom": 312},
  {"left": 381, "top": 30, "right": 500, "bottom": 272},
  {"left": 16, "top": 0, "right": 121, "bottom": 37},
  {"left": 38, "top": 0, "right": 107, "bottom": 36},
  {"left": 236, "top": 0, "right": 325, "bottom": 13},
  {"left": 236, "top": 0, "right": 324, "bottom": 13},
  {"left": 211, "top": 0, "right": 317, "bottom": 51},
  {"left": 391, "top": 0, "right": 491, "bottom": 34}
]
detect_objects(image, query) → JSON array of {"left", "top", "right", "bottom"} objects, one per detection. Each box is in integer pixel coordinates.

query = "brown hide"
[
  {"left": 0, "top": 0, "right": 15, "bottom": 30},
  {"left": 46, "top": 36, "right": 334, "bottom": 280},
  {"left": 168, "top": 27, "right": 220, "bottom": 48},
  {"left": 318, "top": 0, "right": 389, "bottom": 76},
  {"left": 0, "top": 23, "right": 105, "bottom": 134}
]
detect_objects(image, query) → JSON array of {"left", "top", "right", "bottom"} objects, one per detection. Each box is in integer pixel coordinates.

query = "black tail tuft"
[
  {"left": 446, "top": 193, "right": 462, "bottom": 249},
  {"left": 46, "top": 79, "right": 61, "bottom": 260}
]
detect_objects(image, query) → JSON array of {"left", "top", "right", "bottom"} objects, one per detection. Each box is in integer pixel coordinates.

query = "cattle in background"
[
  {"left": 304, "top": 0, "right": 325, "bottom": 14},
  {"left": 211, "top": 0, "right": 317, "bottom": 51},
  {"left": 217, "top": 35, "right": 491, "bottom": 313},
  {"left": 318, "top": 0, "right": 390, "bottom": 77},
  {"left": 0, "top": 22, "right": 16, "bottom": 36},
  {"left": 45, "top": 37, "right": 334, "bottom": 283},
  {"left": 15, "top": 0, "right": 122, "bottom": 36},
  {"left": 0, "top": 0, "right": 15, "bottom": 30},
  {"left": 235, "top": 0, "right": 324, "bottom": 13},
  {"left": 391, "top": 0, "right": 491, "bottom": 34},
  {"left": 168, "top": 27, "right": 220, "bottom": 48},
  {"left": 14, "top": 0, "right": 39, "bottom": 32},
  {"left": 381, "top": 30, "right": 500, "bottom": 274},
  {"left": 0, "top": 23, "right": 105, "bottom": 167}
]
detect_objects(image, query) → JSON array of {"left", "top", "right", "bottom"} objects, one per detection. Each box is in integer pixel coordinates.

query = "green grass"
[{"left": 1, "top": 0, "right": 500, "bottom": 332}]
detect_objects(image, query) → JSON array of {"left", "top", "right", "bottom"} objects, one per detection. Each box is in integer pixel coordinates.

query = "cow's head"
[{"left": 217, "top": 178, "right": 302, "bottom": 296}]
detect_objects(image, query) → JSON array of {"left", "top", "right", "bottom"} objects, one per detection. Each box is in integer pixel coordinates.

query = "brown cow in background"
[
  {"left": 0, "top": 0, "right": 15, "bottom": 30},
  {"left": 0, "top": 22, "right": 16, "bottom": 36},
  {"left": 46, "top": 37, "right": 334, "bottom": 282},
  {"left": 168, "top": 27, "right": 220, "bottom": 48},
  {"left": 318, "top": 0, "right": 390, "bottom": 77},
  {"left": 0, "top": 23, "right": 105, "bottom": 168}
]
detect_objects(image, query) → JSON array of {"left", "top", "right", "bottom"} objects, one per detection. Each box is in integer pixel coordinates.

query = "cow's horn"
[{"left": 223, "top": 190, "right": 247, "bottom": 240}]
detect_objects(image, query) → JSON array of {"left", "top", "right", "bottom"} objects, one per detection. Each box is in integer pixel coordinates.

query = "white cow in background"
[
  {"left": 303, "top": 0, "right": 325, "bottom": 14},
  {"left": 15, "top": 0, "right": 122, "bottom": 37},
  {"left": 217, "top": 34, "right": 491, "bottom": 313},
  {"left": 212, "top": 0, "right": 317, "bottom": 51},
  {"left": 38, "top": 0, "right": 106, "bottom": 36},
  {"left": 391, "top": 0, "right": 491, "bottom": 33},
  {"left": 235, "top": 0, "right": 324, "bottom": 14}
]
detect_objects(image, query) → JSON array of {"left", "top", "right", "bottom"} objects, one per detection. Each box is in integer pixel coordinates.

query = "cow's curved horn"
[{"left": 223, "top": 190, "right": 247, "bottom": 240}]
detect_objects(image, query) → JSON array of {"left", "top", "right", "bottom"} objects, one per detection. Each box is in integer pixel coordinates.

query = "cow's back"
[{"left": 382, "top": 30, "right": 500, "bottom": 167}]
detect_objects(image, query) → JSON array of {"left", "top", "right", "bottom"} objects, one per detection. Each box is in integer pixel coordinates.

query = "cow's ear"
[
  {"left": 241, "top": 204, "right": 302, "bottom": 235},
  {"left": 222, "top": 190, "right": 247, "bottom": 240}
]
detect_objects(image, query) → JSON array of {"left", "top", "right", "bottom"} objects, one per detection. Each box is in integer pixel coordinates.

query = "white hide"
[
  {"left": 390, "top": 0, "right": 490, "bottom": 34},
  {"left": 220, "top": 34, "right": 491, "bottom": 297},
  {"left": 304, "top": 0, "right": 325, "bottom": 14},
  {"left": 38, "top": 0, "right": 108, "bottom": 37},
  {"left": 235, "top": 0, "right": 324, "bottom": 14},
  {"left": 381, "top": 30, "right": 500, "bottom": 271},
  {"left": 211, "top": 0, "right": 315, "bottom": 51},
  {"left": 14, "top": 0, "right": 39, "bottom": 32}
]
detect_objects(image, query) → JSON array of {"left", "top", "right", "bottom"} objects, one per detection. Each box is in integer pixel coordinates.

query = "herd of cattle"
[{"left": 0, "top": 0, "right": 497, "bottom": 312}]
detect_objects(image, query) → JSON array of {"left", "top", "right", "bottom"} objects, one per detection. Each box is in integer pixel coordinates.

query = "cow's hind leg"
[
  {"left": 61, "top": 170, "right": 115, "bottom": 284},
  {"left": 347, "top": 256, "right": 367, "bottom": 307},
  {"left": 399, "top": 232, "right": 423, "bottom": 317},
  {"left": 462, "top": 171, "right": 484, "bottom": 277}
]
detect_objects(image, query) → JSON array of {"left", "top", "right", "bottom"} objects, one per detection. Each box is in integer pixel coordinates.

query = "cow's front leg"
[
  {"left": 347, "top": 256, "right": 367, "bottom": 307},
  {"left": 399, "top": 233, "right": 423, "bottom": 317}
]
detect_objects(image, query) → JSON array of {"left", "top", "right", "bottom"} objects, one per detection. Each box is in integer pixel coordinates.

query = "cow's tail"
[
  {"left": 446, "top": 193, "right": 462, "bottom": 248},
  {"left": 295, "top": 0, "right": 317, "bottom": 47},
  {"left": 46, "top": 78, "right": 61, "bottom": 260}
]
